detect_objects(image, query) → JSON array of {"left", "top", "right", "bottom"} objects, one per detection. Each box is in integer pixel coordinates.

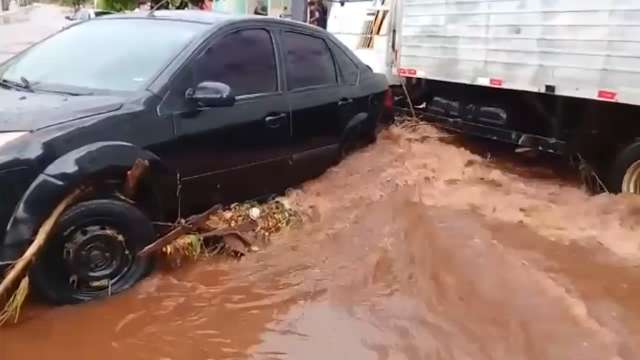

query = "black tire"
[
  {"left": 30, "top": 199, "right": 155, "bottom": 305},
  {"left": 607, "top": 141, "right": 640, "bottom": 193},
  {"left": 337, "top": 127, "right": 360, "bottom": 161},
  {"left": 365, "top": 118, "right": 379, "bottom": 145},
  {"left": 337, "top": 120, "right": 378, "bottom": 161}
]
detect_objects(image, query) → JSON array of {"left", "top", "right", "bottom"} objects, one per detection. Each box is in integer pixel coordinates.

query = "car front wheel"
[{"left": 30, "top": 199, "right": 155, "bottom": 305}]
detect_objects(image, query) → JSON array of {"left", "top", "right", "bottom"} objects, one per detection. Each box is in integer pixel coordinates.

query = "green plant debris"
[{"left": 162, "top": 198, "right": 302, "bottom": 265}]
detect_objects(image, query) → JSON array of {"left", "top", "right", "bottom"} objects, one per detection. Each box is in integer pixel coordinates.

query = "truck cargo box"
[{"left": 395, "top": 0, "right": 640, "bottom": 105}]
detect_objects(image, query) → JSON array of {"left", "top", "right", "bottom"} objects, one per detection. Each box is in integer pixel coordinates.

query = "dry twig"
[
  {"left": 138, "top": 204, "right": 223, "bottom": 257},
  {"left": 0, "top": 187, "right": 87, "bottom": 325},
  {"left": 122, "top": 159, "right": 149, "bottom": 199}
]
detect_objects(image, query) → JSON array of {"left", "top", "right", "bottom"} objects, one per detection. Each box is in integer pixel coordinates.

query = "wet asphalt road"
[{"left": 0, "top": 4, "right": 68, "bottom": 63}]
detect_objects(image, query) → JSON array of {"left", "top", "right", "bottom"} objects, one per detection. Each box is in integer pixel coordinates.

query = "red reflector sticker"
[
  {"left": 407, "top": 69, "right": 417, "bottom": 76},
  {"left": 598, "top": 90, "right": 617, "bottom": 100},
  {"left": 398, "top": 68, "right": 407, "bottom": 75},
  {"left": 490, "top": 78, "right": 503, "bottom": 86}
]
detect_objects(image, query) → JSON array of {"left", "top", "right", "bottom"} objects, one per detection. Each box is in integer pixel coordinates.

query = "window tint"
[
  {"left": 282, "top": 32, "right": 336, "bottom": 90},
  {"left": 331, "top": 43, "right": 359, "bottom": 85},
  {"left": 194, "top": 29, "right": 277, "bottom": 96}
]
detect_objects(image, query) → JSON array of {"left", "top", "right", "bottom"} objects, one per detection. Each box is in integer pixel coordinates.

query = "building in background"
[{"left": 211, "top": 0, "right": 306, "bottom": 21}]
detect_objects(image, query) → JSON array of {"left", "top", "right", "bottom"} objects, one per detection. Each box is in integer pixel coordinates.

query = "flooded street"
[{"left": 3, "top": 121, "right": 640, "bottom": 359}]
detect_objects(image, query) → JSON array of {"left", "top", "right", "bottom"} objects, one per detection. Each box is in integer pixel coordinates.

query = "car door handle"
[
  {"left": 338, "top": 98, "right": 353, "bottom": 106},
  {"left": 264, "top": 113, "right": 287, "bottom": 128}
]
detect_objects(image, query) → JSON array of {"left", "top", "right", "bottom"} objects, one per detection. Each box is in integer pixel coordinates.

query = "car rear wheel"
[
  {"left": 338, "top": 121, "right": 378, "bottom": 161},
  {"left": 338, "top": 128, "right": 360, "bottom": 161},
  {"left": 30, "top": 199, "right": 155, "bottom": 305}
]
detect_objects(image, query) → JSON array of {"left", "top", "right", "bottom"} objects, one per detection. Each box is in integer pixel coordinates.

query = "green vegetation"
[
  {"left": 87, "top": 0, "right": 205, "bottom": 11},
  {"left": 60, "top": 0, "right": 87, "bottom": 9},
  {"left": 100, "top": 0, "right": 136, "bottom": 11}
]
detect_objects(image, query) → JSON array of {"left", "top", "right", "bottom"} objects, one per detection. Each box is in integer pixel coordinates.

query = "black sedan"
[{"left": 0, "top": 11, "right": 391, "bottom": 304}]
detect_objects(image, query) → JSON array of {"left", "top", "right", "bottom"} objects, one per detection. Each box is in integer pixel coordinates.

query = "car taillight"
[{"left": 383, "top": 88, "right": 393, "bottom": 110}]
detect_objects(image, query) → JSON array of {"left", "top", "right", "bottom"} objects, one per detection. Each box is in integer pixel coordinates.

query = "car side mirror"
[{"left": 185, "top": 81, "right": 236, "bottom": 108}]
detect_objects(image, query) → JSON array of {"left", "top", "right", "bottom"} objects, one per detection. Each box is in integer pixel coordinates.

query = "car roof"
[
  {"left": 104, "top": 10, "right": 235, "bottom": 24},
  {"left": 103, "top": 10, "right": 316, "bottom": 30}
]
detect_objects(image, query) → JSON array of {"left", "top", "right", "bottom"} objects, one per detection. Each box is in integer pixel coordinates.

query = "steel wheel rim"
[
  {"left": 622, "top": 160, "right": 640, "bottom": 194},
  {"left": 57, "top": 219, "right": 134, "bottom": 296}
]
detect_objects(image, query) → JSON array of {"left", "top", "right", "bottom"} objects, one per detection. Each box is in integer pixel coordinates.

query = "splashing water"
[{"left": 2, "top": 122, "right": 640, "bottom": 360}]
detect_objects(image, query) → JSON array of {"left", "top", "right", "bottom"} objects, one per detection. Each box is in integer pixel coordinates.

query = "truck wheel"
[
  {"left": 608, "top": 141, "right": 640, "bottom": 193},
  {"left": 30, "top": 199, "right": 155, "bottom": 305}
]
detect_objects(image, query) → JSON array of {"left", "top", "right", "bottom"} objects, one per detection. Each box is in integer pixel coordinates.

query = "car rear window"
[
  {"left": 281, "top": 31, "right": 336, "bottom": 90},
  {"left": 330, "top": 42, "right": 359, "bottom": 85}
]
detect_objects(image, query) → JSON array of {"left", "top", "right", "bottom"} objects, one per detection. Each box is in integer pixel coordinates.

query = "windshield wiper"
[
  {"left": 1, "top": 78, "right": 91, "bottom": 96},
  {"left": 0, "top": 77, "right": 34, "bottom": 92},
  {"left": 19, "top": 76, "right": 33, "bottom": 91},
  {"left": 35, "top": 88, "right": 94, "bottom": 96},
  {"left": 1, "top": 77, "right": 93, "bottom": 96}
]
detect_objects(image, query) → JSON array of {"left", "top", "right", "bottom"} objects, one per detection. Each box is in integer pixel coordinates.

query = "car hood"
[{"left": 0, "top": 89, "right": 124, "bottom": 131}]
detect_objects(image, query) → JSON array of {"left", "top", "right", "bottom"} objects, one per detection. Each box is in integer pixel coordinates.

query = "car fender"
[{"left": 3, "top": 142, "right": 177, "bottom": 254}]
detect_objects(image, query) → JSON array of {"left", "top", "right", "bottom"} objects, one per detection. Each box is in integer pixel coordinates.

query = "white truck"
[{"left": 327, "top": 0, "right": 640, "bottom": 194}]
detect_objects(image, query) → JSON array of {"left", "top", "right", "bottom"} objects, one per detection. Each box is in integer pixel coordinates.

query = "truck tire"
[
  {"left": 608, "top": 141, "right": 640, "bottom": 194},
  {"left": 30, "top": 199, "right": 155, "bottom": 305},
  {"left": 405, "top": 78, "right": 430, "bottom": 106}
]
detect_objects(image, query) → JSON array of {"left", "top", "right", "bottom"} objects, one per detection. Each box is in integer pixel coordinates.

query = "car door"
[
  {"left": 278, "top": 29, "right": 343, "bottom": 181},
  {"left": 328, "top": 40, "right": 372, "bottom": 143},
  {"left": 159, "top": 26, "right": 292, "bottom": 211}
]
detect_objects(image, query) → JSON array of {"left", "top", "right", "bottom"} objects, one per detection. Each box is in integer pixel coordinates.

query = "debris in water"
[
  {"left": 249, "top": 207, "right": 261, "bottom": 220},
  {"left": 163, "top": 234, "right": 203, "bottom": 259},
  {"left": 0, "top": 277, "right": 29, "bottom": 326},
  {"left": 161, "top": 199, "right": 302, "bottom": 266}
]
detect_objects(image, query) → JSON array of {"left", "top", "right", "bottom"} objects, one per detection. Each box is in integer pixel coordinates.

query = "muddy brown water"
[{"left": 3, "top": 121, "right": 640, "bottom": 359}]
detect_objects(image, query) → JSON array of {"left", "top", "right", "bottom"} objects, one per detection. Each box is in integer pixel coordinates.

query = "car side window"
[
  {"left": 281, "top": 31, "right": 336, "bottom": 90},
  {"left": 193, "top": 29, "right": 277, "bottom": 97},
  {"left": 331, "top": 43, "right": 359, "bottom": 86}
]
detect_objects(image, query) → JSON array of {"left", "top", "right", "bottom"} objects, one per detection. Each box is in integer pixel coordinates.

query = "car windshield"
[{"left": 0, "top": 19, "right": 207, "bottom": 93}]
